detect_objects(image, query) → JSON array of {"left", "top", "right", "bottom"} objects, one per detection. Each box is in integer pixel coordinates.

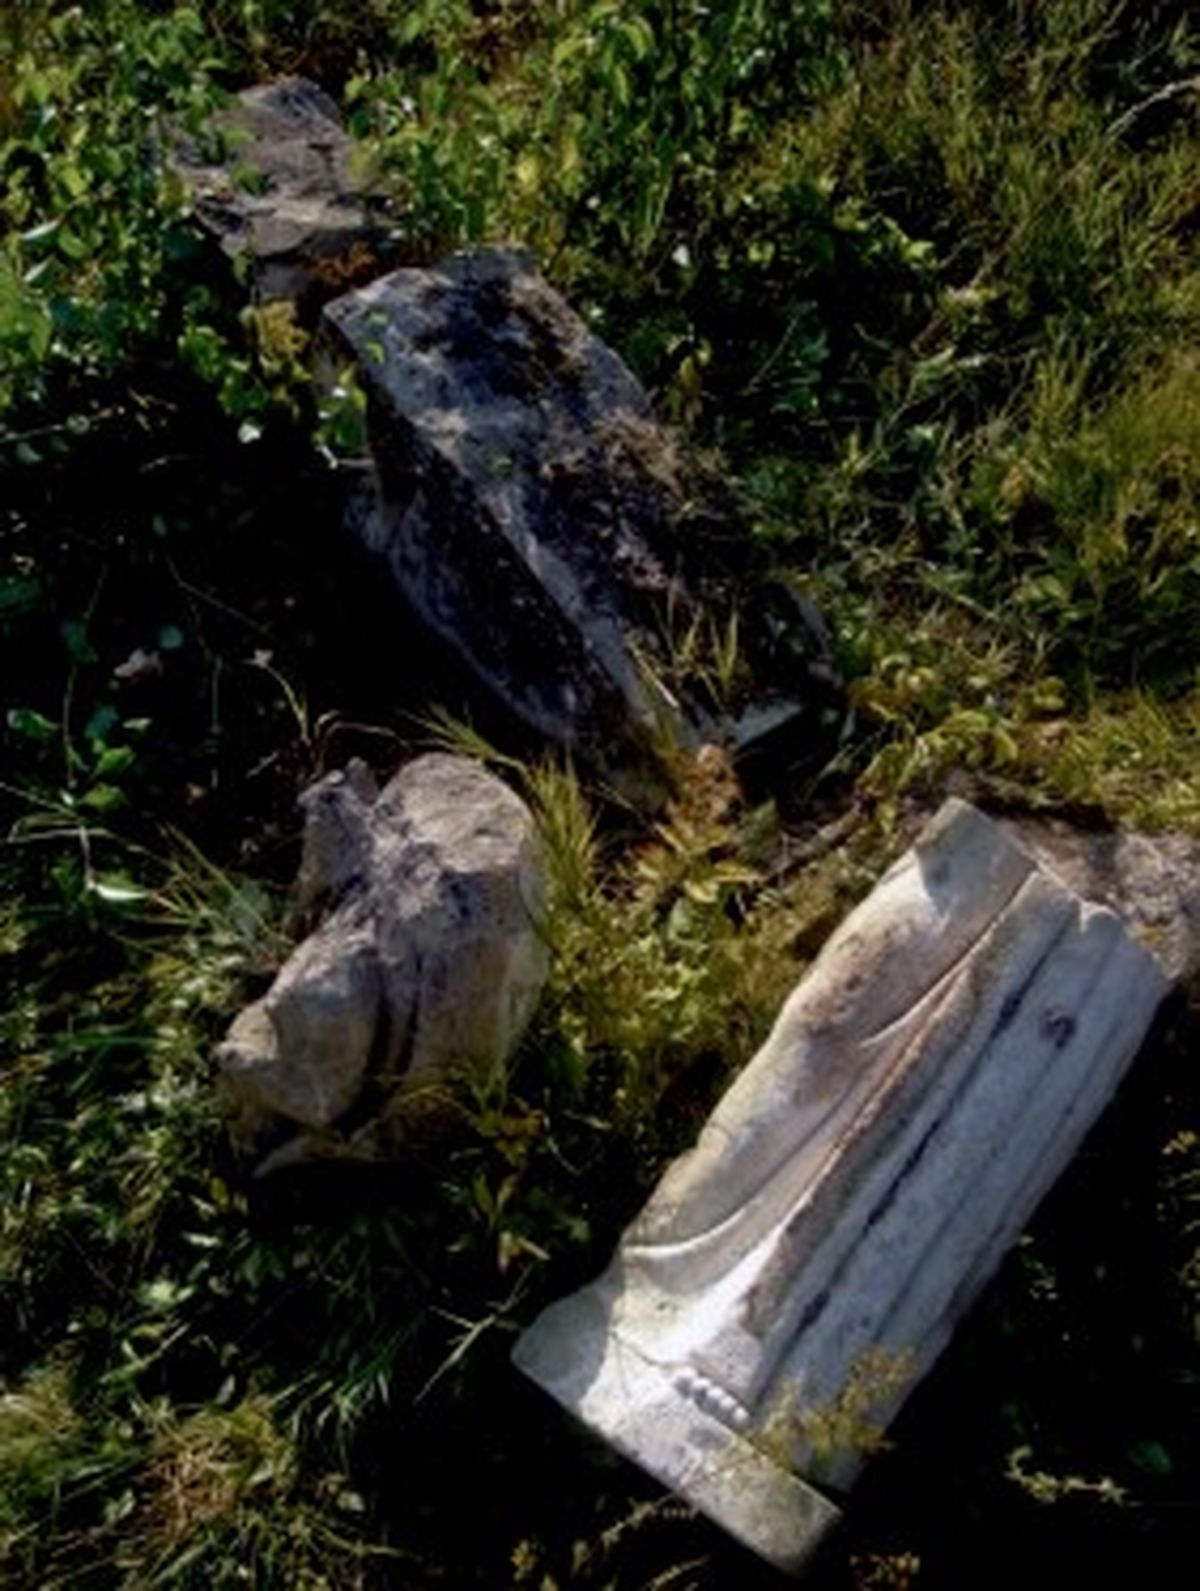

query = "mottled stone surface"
[
  {"left": 218, "top": 754, "right": 547, "bottom": 1171},
  {"left": 174, "top": 76, "right": 395, "bottom": 314},
  {"left": 514, "top": 799, "right": 1170, "bottom": 1574},
  {"left": 321, "top": 248, "right": 831, "bottom": 798},
  {"left": 1003, "top": 816, "right": 1200, "bottom": 983}
]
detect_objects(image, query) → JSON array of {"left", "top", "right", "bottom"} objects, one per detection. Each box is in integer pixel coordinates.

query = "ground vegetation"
[{"left": 2, "top": 2, "right": 1198, "bottom": 1584}]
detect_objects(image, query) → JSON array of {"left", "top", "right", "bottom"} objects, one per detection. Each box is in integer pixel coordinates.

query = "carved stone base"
[
  {"left": 515, "top": 799, "right": 1171, "bottom": 1573},
  {"left": 516, "top": 1281, "right": 841, "bottom": 1574}
]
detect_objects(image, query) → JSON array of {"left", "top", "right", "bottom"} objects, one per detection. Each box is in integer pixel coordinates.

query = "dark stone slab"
[{"left": 321, "top": 248, "right": 832, "bottom": 797}]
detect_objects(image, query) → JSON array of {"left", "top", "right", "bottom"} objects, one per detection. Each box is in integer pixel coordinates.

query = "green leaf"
[
  {"left": 138, "top": 1275, "right": 192, "bottom": 1312},
  {"left": 6, "top": 706, "right": 57, "bottom": 742},
  {"left": 79, "top": 783, "right": 126, "bottom": 812},
  {"left": 93, "top": 744, "right": 135, "bottom": 777},
  {"left": 59, "top": 163, "right": 88, "bottom": 202},
  {"left": 20, "top": 218, "right": 61, "bottom": 246},
  {"left": 56, "top": 228, "right": 89, "bottom": 262},
  {"left": 1128, "top": 1440, "right": 1172, "bottom": 1477},
  {"left": 0, "top": 576, "right": 43, "bottom": 617},
  {"left": 85, "top": 704, "right": 119, "bottom": 740},
  {"left": 22, "top": 257, "right": 56, "bottom": 288}
]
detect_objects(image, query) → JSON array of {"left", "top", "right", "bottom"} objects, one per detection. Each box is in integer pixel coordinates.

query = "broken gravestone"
[
  {"left": 514, "top": 798, "right": 1178, "bottom": 1574},
  {"left": 218, "top": 754, "right": 548, "bottom": 1173},
  {"left": 319, "top": 247, "right": 833, "bottom": 800},
  {"left": 173, "top": 76, "right": 396, "bottom": 317}
]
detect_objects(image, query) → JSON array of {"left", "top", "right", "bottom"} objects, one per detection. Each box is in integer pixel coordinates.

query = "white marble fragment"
[{"left": 514, "top": 799, "right": 1170, "bottom": 1574}]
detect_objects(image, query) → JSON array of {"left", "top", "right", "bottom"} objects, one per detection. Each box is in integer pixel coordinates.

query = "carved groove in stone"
[{"left": 514, "top": 799, "right": 1170, "bottom": 1575}]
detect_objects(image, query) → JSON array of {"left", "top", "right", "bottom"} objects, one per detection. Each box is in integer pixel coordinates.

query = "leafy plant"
[{"left": 0, "top": 4, "right": 221, "bottom": 433}]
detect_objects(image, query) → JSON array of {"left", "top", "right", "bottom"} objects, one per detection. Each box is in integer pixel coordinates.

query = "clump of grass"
[
  {"left": 978, "top": 349, "right": 1200, "bottom": 688},
  {"left": 0, "top": 1366, "right": 95, "bottom": 1539},
  {"left": 125, "top": 1395, "right": 403, "bottom": 1588},
  {"left": 521, "top": 747, "right": 857, "bottom": 1145},
  {"left": 1030, "top": 690, "right": 1200, "bottom": 832}
]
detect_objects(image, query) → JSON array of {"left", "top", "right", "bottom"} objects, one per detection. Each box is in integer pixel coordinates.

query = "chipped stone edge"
[{"left": 513, "top": 1282, "right": 841, "bottom": 1575}]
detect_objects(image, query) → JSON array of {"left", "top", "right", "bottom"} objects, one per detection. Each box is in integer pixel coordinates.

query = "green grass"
[{"left": 2, "top": 0, "right": 1199, "bottom": 1584}]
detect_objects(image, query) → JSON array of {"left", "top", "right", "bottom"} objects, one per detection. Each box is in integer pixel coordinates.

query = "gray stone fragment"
[
  {"left": 296, "top": 755, "right": 379, "bottom": 913},
  {"left": 515, "top": 799, "right": 1171, "bottom": 1574},
  {"left": 218, "top": 754, "right": 547, "bottom": 1168},
  {"left": 1003, "top": 816, "right": 1200, "bottom": 983},
  {"left": 320, "top": 249, "right": 761, "bottom": 797},
  {"left": 220, "top": 907, "right": 382, "bottom": 1131},
  {"left": 174, "top": 76, "right": 395, "bottom": 314}
]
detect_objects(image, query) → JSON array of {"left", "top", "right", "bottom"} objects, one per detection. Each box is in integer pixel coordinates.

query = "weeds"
[
  {"left": 758, "top": 1347, "right": 918, "bottom": 1489},
  {"left": 1, "top": 1, "right": 1199, "bottom": 1585}
]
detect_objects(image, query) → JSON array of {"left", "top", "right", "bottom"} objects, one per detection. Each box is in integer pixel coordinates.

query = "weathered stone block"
[
  {"left": 1004, "top": 814, "right": 1200, "bottom": 983},
  {"left": 514, "top": 799, "right": 1171, "bottom": 1573},
  {"left": 321, "top": 249, "right": 823, "bottom": 797},
  {"left": 218, "top": 754, "right": 547, "bottom": 1171}
]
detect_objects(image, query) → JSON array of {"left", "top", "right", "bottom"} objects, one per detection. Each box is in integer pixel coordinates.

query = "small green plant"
[
  {"left": 757, "top": 1347, "right": 917, "bottom": 1488},
  {"left": 1005, "top": 1444, "right": 1129, "bottom": 1508},
  {"left": 314, "top": 362, "right": 369, "bottom": 465}
]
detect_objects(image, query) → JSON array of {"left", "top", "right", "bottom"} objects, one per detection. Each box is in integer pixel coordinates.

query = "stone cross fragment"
[{"left": 513, "top": 798, "right": 1171, "bottom": 1575}]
